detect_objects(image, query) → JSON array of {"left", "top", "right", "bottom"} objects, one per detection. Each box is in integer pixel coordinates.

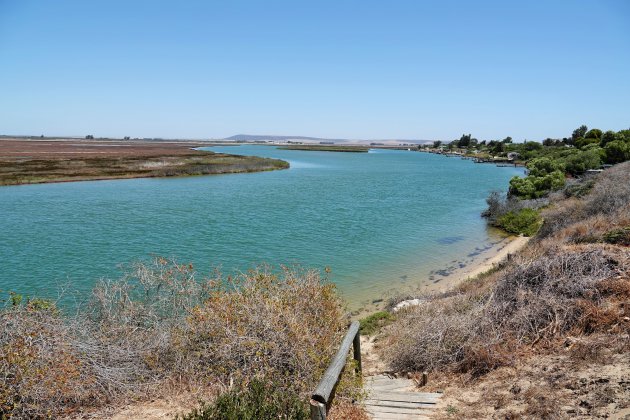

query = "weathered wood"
[
  {"left": 353, "top": 328, "right": 362, "bottom": 373},
  {"left": 366, "top": 407, "right": 433, "bottom": 420},
  {"left": 420, "top": 371, "right": 428, "bottom": 387},
  {"left": 366, "top": 405, "right": 434, "bottom": 416},
  {"left": 365, "top": 399, "right": 437, "bottom": 409},
  {"left": 365, "top": 412, "right": 430, "bottom": 420},
  {"left": 312, "top": 321, "right": 360, "bottom": 406},
  {"left": 367, "top": 391, "right": 441, "bottom": 403},
  {"left": 310, "top": 399, "right": 326, "bottom": 420}
]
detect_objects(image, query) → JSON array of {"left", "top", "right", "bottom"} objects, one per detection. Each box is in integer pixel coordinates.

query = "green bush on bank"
[
  {"left": 359, "top": 311, "right": 393, "bottom": 336},
  {"left": 496, "top": 208, "right": 542, "bottom": 236},
  {"left": 179, "top": 380, "right": 309, "bottom": 420}
]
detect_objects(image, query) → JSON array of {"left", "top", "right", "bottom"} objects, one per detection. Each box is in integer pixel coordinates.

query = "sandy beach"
[{"left": 350, "top": 234, "right": 531, "bottom": 316}]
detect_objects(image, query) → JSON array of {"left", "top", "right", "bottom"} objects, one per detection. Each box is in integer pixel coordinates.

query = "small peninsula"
[{"left": 0, "top": 139, "right": 289, "bottom": 186}]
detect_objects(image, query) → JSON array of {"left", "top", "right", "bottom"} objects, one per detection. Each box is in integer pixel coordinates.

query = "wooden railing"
[{"left": 310, "top": 320, "right": 362, "bottom": 420}]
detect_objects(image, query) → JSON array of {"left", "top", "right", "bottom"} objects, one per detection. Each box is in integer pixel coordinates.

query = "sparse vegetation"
[
  {"left": 359, "top": 311, "right": 393, "bottom": 336},
  {"left": 0, "top": 263, "right": 360, "bottom": 418},
  {"left": 381, "top": 161, "right": 630, "bottom": 418}
]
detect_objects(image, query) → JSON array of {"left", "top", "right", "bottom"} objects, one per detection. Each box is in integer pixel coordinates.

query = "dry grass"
[
  {"left": 0, "top": 261, "right": 356, "bottom": 419},
  {"left": 382, "top": 161, "right": 630, "bottom": 418}
]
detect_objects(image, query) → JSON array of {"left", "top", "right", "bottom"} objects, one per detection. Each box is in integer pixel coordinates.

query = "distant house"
[{"left": 507, "top": 152, "right": 520, "bottom": 161}]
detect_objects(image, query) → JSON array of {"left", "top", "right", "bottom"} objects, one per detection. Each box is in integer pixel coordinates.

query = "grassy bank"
[
  {"left": 0, "top": 152, "right": 288, "bottom": 186},
  {"left": 375, "top": 161, "right": 630, "bottom": 418},
  {"left": 277, "top": 145, "right": 369, "bottom": 152}
]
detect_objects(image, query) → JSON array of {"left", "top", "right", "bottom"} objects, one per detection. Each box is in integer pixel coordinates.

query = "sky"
[{"left": 0, "top": 1, "right": 629, "bottom": 141}]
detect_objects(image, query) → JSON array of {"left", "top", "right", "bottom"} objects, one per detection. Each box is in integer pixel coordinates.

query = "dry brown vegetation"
[
  {"left": 0, "top": 139, "right": 288, "bottom": 185},
  {"left": 0, "top": 262, "right": 360, "bottom": 419},
  {"left": 381, "top": 161, "right": 630, "bottom": 418}
]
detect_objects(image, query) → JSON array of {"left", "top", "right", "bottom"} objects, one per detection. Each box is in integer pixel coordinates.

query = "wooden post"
[
  {"left": 310, "top": 399, "right": 327, "bottom": 420},
  {"left": 353, "top": 329, "right": 362, "bottom": 374},
  {"left": 420, "top": 371, "right": 428, "bottom": 387},
  {"left": 311, "top": 321, "right": 361, "bottom": 418}
]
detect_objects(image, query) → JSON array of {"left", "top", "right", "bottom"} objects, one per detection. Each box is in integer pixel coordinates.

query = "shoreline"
[{"left": 349, "top": 234, "right": 531, "bottom": 317}]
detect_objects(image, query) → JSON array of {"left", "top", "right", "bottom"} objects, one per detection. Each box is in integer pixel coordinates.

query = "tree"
[
  {"left": 526, "top": 157, "right": 564, "bottom": 177},
  {"left": 600, "top": 130, "right": 620, "bottom": 147},
  {"left": 492, "top": 142, "right": 505, "bottom": 154},
  {"left": 458, "top": 134, "right": 472, "bottom": 148},
  {"left": 502, "top": 136, "right": 513, "bottom": 144},
  {"left": 85, "top": 135, "right": 94, "bottom": 139},
  {"left": 562, "top": 149, "right": 602, "bottom": 175},
  {"left": 584, "top": 128, "right": 602, "bottom": 139},
  {"left": 604, "top": 140, "right": 630, "bottom": 164},
  {"left": 433, "top": 140, "right": 442, "bottom": 149},
  {"left": 575, "top": 136, "right": 600, "bottom": 149},
  {"left": 572, "top": 125, "right": 588, "bottom": 140}
]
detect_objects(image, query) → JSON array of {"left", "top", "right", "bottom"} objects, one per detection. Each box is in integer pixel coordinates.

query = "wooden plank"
[
  {"left": 366, "top": 378, "right": 412, "bottom": 386},
  {"left": 365, "top": 400, "right": 437, "bottom": 409},
  {"left": 312, "top": 321, "right": 360, "bottom": 405},
  {"left": 365, "top": 412, "right": 428, "bottom": 420},
  {"left": 366, "top": 405, "right": 434, "bottom": 416},
  {"left": 368, "top": 383, "right": 414, "bottom": 392},
  {"left": 365, "top": 412, "right": 430, "bottom": 420},
  {"left": 367, "top": 391, "right": 441, "bottom": 403}
]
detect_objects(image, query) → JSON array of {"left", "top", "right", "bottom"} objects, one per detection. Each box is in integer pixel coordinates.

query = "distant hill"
[
  {"left": 225, "top": 134, "right": 346, "bottom": 142},
  {"left": 224, "top": 134, "right": 432, "bottom": 145}
]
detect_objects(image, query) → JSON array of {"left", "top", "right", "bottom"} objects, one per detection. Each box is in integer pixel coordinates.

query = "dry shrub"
[
  {"left": 457, "top": 341, "right": 516, "bottom": 377},
  {"left": 182, "top": 265, "right": 346, "bottom": 393},
  {"left": 0, "top": 305, "right": 97, "bottom": 418},
  {"left": 487, "top": 246, "right": 629, "bottom": 342},
  {"left": 385, "top": 246, "right": 630, "bottom": 375},
  {"left": 327, "top": 400, "right": 370, "bottom": 420},
  {"left": 574, "top": 299, "right": 623, "bottom": 334},
  {"left": 0, "top": 260, "right": 352, "bottom": 418},
  {"left": 522, "top": 387, "right": 561, "bottom": 419},
  {"left": 385, "top": 294, "right": 487, "bottom": 373}
]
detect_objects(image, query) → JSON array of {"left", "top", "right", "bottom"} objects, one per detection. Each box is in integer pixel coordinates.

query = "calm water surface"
[{"left": 0, "top": 146, "right": 523, "bottom": 308}]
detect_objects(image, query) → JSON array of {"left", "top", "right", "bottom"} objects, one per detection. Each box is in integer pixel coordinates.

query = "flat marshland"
[
  {"left": 277, "top": 144, "right": 369, "bottom": 152},
  {"left": 0, "top": 139, "right": 288, "bottom": 185}
]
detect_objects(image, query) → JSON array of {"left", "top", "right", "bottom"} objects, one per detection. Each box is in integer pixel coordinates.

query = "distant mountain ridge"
[
  {"left": 225, "top": 134, "right": 346, "bottom": 142},
  {"left": 225, "top": 134, "right": 432, "bottom": 144}
]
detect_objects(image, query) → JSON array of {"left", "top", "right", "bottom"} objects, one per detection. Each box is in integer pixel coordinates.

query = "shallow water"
[{"left": 0, "top": 146, "right": 523, "bottom": 308}]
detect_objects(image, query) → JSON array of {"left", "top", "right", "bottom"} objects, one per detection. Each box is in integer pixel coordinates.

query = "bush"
[
  {"left": 385, "top": 246, "right": 630, "bottom": 375},
  {"left": 603, "top": 226, "right": 630, "bottom": 246},
  {"left": 179, "top": 380, "right": 309, "bottom": 420},
  {"left": 359, "top": 311, "right": 393, "bottom": 336},
  {"left": 604, "top": 140, "right": 630, "bottom": 164},
  {"left": 496, "top": 208, "right": 541, "bottom": 236},
  {"left": 0, "top": 261, "right": 353, "bottom": 418}
]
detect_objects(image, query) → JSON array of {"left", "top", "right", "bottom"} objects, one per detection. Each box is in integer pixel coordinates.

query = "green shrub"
[
  {"left": 603, "top": 226, "right": 630, "bottom": 246},
  {"left": 359, "top": 311, "right": 393, "bottom": 335},
  {"left": 179, "top": 380, "right": 308, "bottom": 420},
  {"left": 496, "top": 208, "right": 542, "bottom": 236}
]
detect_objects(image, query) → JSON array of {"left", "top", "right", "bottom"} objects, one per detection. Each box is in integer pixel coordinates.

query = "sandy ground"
[{"left": 350, "top": 235, "right": 531, "bottom": 316}]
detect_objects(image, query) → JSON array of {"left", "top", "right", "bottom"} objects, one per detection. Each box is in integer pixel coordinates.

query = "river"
[{"left": 0, "top": 146, "right": 523, "bottom": 309}]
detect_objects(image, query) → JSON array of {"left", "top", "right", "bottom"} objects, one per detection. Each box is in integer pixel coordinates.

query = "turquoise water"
[{"left": 0, "top": 146, "right": 523, "bottom": 308}]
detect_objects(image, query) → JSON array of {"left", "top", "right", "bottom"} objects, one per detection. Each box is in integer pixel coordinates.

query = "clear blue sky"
[{"left": 1, "top": 1, "right": 628, "bottom": 141}]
